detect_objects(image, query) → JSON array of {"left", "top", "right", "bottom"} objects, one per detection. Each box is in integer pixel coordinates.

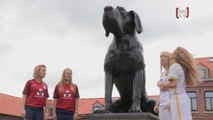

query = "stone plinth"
[{"left": 79, "top": 113, "right": 159, "bottom": 120}]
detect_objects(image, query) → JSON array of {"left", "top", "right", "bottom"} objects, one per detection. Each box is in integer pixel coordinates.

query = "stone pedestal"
[{"left": 79, "top": 113, "right": 159, "bottom": 120}]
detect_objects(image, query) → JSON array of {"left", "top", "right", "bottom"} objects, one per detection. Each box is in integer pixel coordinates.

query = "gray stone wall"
[
  {"left": 79, "top": 113, "right": 159, "bottom": 120},
  {"left": 0, "top": 114, "right": 23, "bottom": 120}
]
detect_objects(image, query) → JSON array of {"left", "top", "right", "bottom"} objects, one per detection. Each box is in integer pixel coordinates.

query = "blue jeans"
[
  {"left": 25, "top": 105, "right": 44, "bottom": 120},
  {"left": 56, "top": 108, "right": 74, "bottom": 120}
]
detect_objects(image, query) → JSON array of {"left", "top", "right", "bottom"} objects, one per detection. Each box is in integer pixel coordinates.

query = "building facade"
[{"left": 186, "top": 57, "right": 213, "bottom": 120}]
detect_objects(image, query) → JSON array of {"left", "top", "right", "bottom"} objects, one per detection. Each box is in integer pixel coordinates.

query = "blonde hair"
[
  {"left": 174, "top": 47, "right": 202, "bottom": 86},
  {"left": 58, "top": 68, "right": 73, "bottom": 93},
  {"left": 33, "top": 64, "right": 46, "bottom": 78},
  {"left": 160, "top": 51, "right": 171, "bottom": 74}
]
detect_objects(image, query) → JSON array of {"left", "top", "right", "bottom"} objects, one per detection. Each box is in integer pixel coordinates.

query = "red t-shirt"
[
  {"left": 53, "top": 84, "right": 80, "bottom": 112},
  {"left": 22, "top": 79, "right": 49, "bottom": 108}
]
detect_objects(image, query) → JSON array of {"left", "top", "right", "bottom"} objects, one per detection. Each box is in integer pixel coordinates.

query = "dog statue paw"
[{"left": 128, "top": 106, "right": 142, "bottom": 113}]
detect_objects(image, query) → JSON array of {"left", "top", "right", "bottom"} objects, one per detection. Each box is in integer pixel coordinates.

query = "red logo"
[{"left": 176, "top": 7, "right": 189, "bottom": 19}]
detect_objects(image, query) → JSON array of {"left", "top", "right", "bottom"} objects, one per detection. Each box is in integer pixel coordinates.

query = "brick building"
[
  {"left": 0, "top": 93, "right": 23, "bottom": 120},
  {"left": 186, "top": 57, "right": 213, "bottom": 120}
]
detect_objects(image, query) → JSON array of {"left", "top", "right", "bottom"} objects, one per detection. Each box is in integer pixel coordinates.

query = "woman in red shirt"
[
  {"left": 53, "top": 68, "right": 80, "bottom": 120},
  {"left": 22, "top": 64, "right": 49, "bottom": 120}
]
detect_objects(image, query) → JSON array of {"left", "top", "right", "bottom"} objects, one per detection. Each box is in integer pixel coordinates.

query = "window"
[
  {"left": 187, "top": 92, "right": 197, "bottom": 111},
  {"left": 205, "top": 92, "right": 213, "bottom": 111},
  {"left": 200, "top": 68, "right": 207, "bottom": 79},
  {"left": 92, "top": 103, "right": 102, "bottom": 112},
  {"left": 93, "top": 106, "right": 101, "bottom": 112},
  {"left": 208, "top": 58, "right": 213, "bottom": 62},
  {"left": 198, "top": 65, "right": 208, "bottom": 80}
]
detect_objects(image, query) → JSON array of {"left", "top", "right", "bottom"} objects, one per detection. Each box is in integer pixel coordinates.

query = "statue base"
[{"left": 79, "top": 113, "right": 159, "bottom": 120}]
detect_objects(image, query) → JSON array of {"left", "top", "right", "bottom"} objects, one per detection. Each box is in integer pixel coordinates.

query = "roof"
[
  {"left": 196, "top": 57, "right": 213, "bottom": 78},
  {"left": 0, "top": 93, "right": 22, "bottom": 117},
  {"left": 78, "top": 95, "right": 159, "bottom": 115},
  {"left": 0, "top": 93, "right": 159, "bottom": 116},
  {"left": 78, "top": 98, "right": 104, "bottom": 114}
]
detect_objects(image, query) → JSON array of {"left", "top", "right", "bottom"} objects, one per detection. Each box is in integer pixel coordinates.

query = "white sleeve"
[{"left": 168, "top": 64, "right": 179, "bottom": 80}]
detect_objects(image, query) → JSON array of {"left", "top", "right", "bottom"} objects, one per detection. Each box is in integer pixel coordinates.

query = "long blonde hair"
[
  {"left": 160, "top": 51, "right": 171, "bottom": 74},
  {"left": 174, "top": 47, "right": 202, "bottom": 86},
  {"left": 58, "top": 68, "right": 75, "bottom": 94}
]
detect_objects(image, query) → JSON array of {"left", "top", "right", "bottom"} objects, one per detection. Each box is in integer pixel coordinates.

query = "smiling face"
[
  {"left": 160, "top": 51, "right": 171, "bottom": 70},
  {"left": 160, "top": 52, "right": 170, "bottom": 66},
  {"left": 63, "top": 68, "right": 72, "bottom": 82},
  {"left": 38, "top": 67, "right": 46, "bottom": 78}
]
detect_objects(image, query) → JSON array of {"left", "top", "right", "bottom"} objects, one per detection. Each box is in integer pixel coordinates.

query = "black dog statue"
[{"left": 100, "top": 6, "right": 156, "bottom": 114}]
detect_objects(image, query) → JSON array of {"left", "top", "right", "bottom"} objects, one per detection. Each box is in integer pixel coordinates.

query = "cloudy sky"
[{"left": 0, "top": 0, "right": 212, "bottom": 99}]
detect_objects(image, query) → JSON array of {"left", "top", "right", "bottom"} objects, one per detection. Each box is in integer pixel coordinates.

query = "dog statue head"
[{"left": 103, "top": 6, "right": 143, "bottom": 37}]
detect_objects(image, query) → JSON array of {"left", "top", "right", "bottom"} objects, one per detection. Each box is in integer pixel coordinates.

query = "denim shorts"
[
  {"left": 25, "top": 105, "right": 44, "bottom": 120},
  {"left": 56, "top": 108, "right": 74, "bottom": 120}
]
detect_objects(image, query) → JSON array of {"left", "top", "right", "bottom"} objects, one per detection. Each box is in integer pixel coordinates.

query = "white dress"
[
  {"left": 168, "top": 63, "right": 192, "bottom": 120},
  {"left": 159, "top": 71, "right": 172, "bottom": 120}
]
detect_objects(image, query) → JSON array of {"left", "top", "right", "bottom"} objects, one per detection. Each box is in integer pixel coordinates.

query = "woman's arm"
[
  {"left": 44, "top": 99, "right": 49, "bottom": 120},
  {"left": 153, "top": 98, "right": 160, "bottom": 113},
  {"left": 21, "top": 95, "right": 27, "bottom": 118},
  {"left": 52, "top": 99, "right": 58, "bottom": 120},
  {"left": 74, "top": 98, "right": 79, "bottom": 120},
  {"left": 159, "top": 78, "right": 177, "bottom": 90}
]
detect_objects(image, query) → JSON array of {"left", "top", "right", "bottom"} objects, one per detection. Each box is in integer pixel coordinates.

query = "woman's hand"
[
  {"left": 157, "top": 81, "right": 165, "bottom": 90},
  {"left": 21, "top": 110, "right": 26, "bottom": 118},
  {"left": 157, "top": 80, "right": 162, "bottom": 87},
  {"left": 53, "top": 111, "right": 57, "bottom": 120},
  {"left": 74, "top": 112, "right": 78, "bottom": 120},
  {"left": 44, "top": 111, "right": 49, "bottom": 120},
  {"left": 153, "top": 105, "right": 159, "bottom": 113},
  {"left": 164, "top": 103, "right": 170, "bottom": 110},
  {"left": 158, "top": 81, "right": 170, "bottom": 90}
]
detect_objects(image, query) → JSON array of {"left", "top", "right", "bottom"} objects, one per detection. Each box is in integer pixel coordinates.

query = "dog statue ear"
[
  {"left": 129, "top": 11, "right": 143, "bottom": 34},
  {"left": 105, "top": 30, "right": 110, "bottom": 37},
  {"left": 102, "top": 17, "right": 110, "bottom": 37}
]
